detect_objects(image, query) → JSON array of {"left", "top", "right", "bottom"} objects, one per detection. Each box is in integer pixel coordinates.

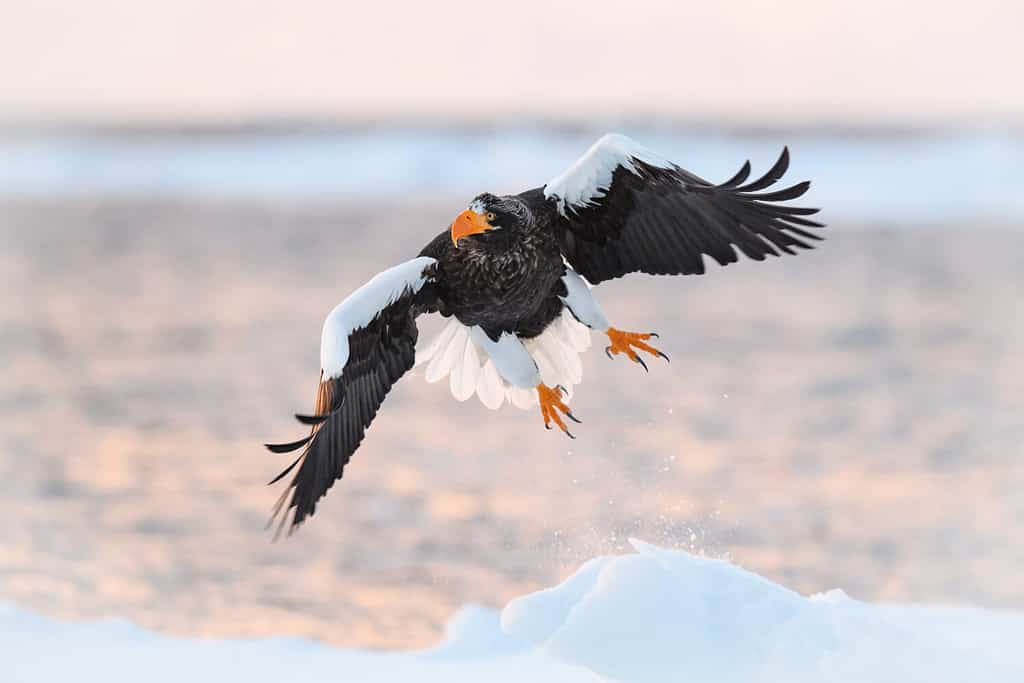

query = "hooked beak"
[{"left": 450, "top": 209, "right": 493, "bottom": 247}]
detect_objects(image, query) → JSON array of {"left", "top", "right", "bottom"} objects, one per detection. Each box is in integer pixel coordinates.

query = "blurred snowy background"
[{"left": 1, "top": 0, "right": 1023, "bottom": 656}]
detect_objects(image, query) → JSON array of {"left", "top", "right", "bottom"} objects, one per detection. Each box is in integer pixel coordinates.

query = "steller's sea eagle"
[{"left": 266, "top": 134, "right": 823, "bottom": 535}]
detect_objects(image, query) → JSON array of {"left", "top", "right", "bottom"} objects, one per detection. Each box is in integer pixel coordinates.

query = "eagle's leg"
[
  {"left": 560, "top": 269, "right": 668, "bottom": 372},
  {"left": 537, "top": 383, "right": 580, "bottom": 439},
  {"left": 605, "top": 328, "right": 670, "bottom": 372}
]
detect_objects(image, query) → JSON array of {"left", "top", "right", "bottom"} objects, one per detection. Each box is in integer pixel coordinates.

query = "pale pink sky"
[{"left": 1, "top": 0, "right": 1022, "bottom": 126}]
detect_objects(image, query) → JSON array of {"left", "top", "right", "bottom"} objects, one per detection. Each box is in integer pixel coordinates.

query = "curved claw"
[
  {"left": 606, "top": 328, "right": 668, "bottom": 371},
  {"left": 538, "top": 383, "right": 581, "bottom": 439},
  {"left": 566, "top": 411, "right": 582, "bottom": 424}
]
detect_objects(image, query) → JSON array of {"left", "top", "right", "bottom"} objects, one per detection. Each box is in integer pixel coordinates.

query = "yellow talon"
[
  {"left": 537, "top": 383, "right": 579, "bottom": 438},
  {"left": 605, "top": 328, "right": 670, "bottom": 371}
]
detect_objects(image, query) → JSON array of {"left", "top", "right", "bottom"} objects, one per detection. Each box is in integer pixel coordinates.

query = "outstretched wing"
[
  {"left": 537, "top": 134, "right": 824, "bottom": 284},
  {"left": 266, "top": 256, "right": 438, "bottom": 536}
]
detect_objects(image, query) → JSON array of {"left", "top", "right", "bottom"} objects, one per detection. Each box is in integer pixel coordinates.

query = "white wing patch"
[
  {"left": 543, "top": 133, "right": 674, "bottom": 217},
  {"left": 415, "top": 309, "right": 592, "bottom": 410},
  {"left": 321, "top": 256, "right": 436, "bottom": 379}
]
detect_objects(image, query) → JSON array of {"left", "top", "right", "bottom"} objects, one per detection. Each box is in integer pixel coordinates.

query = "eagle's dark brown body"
[{"left": 419, "top": 190, "right": 569, "bottom": 340}]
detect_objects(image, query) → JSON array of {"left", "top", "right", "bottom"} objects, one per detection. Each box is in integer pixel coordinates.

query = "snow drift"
[
  {"left": 4, "top": 540, "right": 1021, "bottom": 682},
  {"left": 503, "top": 539, "right": 1024, "bottom": 682}
]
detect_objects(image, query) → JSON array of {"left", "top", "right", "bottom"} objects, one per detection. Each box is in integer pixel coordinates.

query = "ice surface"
[
  {"left": 4, "top": 540, "right": 1022, "bottom": 682},
  {"left": 0, "top": 601, "right": 596, "bottom": 683},
  {"left": 1, "top": 129, "right": 1022, "bottom": 221}
]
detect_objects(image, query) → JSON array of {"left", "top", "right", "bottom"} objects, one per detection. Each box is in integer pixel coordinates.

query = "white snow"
[
  {"left": 4, "top": 540, "right": 1022, "bottom": 683},
  {"left": 504, "top": 539, "right": 1024, "bottom": 682},
  {"left": 320, "top": 256, "right": 436, "bottom": 379},
  {"left": 0, "top": 602, "right": 596, "bottom": 683}
]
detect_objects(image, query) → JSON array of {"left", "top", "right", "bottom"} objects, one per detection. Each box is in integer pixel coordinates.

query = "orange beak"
[{"left": 450, "top": 209, "right": 492, "bottom": 247}]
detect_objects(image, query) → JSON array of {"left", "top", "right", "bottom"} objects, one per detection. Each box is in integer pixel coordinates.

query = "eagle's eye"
[{"left": 486, "top": 212, "right": 496, "bottom": 222}]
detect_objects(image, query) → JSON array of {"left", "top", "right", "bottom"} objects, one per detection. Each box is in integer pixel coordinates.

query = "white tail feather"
[
  {"left": 476, "top": 360, "right": 506, "bottom": 410},
  {"left": 415, "top": 309, "right": 591, "bottom": 410},
  {"left": 562, "top": 312, "right": 592, "bottom": 351},
  {"left": 509, "top": 386, "right": 537, "bottom": 410},
  {"left": 421, "top": 320, "right": 460, "bottom": 382},
  {"left": 450, "top": 339, "right": 480, "bottom": 401},
  {"left": 431, "top": 324, "right": 467, "bottom": 383},
  {"left": 414, "top": 323, "right": 447, "bottom": 367}
]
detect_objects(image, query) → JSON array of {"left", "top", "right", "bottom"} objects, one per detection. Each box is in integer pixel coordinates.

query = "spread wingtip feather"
[{"left": 265, "top": 435, "right": 313, "bottom": 454}]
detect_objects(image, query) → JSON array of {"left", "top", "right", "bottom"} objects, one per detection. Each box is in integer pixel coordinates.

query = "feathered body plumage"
[
  {"left": 266, "top": 134, "right": 825, "bottom": 534},
  {"left": 419, "top": 192, "right": 569, "bottom": 340}
]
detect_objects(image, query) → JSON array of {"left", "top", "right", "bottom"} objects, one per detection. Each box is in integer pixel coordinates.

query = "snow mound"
[
  {"left": 3, "top": 540, "right": 1022, "bottom": 682},
  {"left": 502, "top": 539, "right": 1024, "bottom": 682}
]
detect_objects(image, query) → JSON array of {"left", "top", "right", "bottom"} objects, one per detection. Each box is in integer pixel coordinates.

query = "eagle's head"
[{"left": 450, "top": 193, "right": 532, "bottom": 248}]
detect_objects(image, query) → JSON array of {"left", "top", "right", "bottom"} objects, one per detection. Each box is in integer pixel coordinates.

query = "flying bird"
[{"left": 266, "top": 134, "right": 823, "bottom": 535}]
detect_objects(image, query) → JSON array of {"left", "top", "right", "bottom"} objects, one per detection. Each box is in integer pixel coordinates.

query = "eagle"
[{"left": 266, "top": 134, "right": 823, "bottom": 535}]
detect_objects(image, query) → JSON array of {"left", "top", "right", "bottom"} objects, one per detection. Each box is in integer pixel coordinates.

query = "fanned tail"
[{"left": 415, "top": 309, "right": 591, "bottom": 410}]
